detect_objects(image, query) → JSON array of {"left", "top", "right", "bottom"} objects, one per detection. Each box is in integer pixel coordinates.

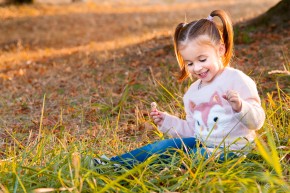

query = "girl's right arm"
[{"left": 150, "top": 108, "right": 195, "bottom": 137}]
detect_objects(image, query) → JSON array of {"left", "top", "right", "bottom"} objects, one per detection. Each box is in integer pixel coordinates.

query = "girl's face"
[{"left": 179, "top": 35, "right": 225, "bottom": 85}]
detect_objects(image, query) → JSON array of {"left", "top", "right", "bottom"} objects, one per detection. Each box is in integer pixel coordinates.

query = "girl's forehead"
[
  {"left": 181, "top": 35, "right": 214, "bottom": 47},
  {"left": 179, "top": 37, "right": 218, "bottom": 59},
  {"left": 179, "top": 38, "right": 215, "bottom": 53}
]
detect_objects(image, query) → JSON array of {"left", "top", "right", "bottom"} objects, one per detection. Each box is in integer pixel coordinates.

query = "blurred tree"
[
  {"left": 6, "top": 0, "right": 33, "bottom": 3},
  {"left": 3, "top": 0, "right": 89, "bottom": 4},
  {"left": 244, "top": 0, "right": 289, "bottom": 29}
]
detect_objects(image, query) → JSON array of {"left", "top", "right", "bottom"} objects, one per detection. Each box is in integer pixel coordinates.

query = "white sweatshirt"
[{"left": 159, "top": 67, "right": 265, "bottom": 150}]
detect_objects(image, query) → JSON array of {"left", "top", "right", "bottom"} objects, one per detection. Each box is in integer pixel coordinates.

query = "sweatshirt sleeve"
[
  {"left": 158, "top": 108, "right": 195, "bottom": 137},
  {"left": 233, "top": 72, "right": 265, "bottom": 130}
]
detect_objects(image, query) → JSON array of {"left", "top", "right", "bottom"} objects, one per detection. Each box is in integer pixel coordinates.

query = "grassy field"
[{"left": 0, "top": 0, "right": 289, "bottom": 192}]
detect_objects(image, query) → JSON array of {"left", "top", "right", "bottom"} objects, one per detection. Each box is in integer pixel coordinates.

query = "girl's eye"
[
  {"left": 199, "top": 59, "right": 206, "bottom": 62},
  {"left": 187, "top": 62, "right": 193, "bottom": 66}
]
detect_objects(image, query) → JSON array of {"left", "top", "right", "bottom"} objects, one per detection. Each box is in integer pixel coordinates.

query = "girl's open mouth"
[{"left": 199, "top": 70, "right": 209, "bottom": 78}]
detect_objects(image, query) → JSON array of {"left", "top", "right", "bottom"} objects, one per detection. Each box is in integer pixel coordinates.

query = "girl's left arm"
[
  {"left": 236, "top": 98, "right": 265, "bottom": 130},
  {"left": 232, "top": 75, "right": 265, "bottom": 130}
]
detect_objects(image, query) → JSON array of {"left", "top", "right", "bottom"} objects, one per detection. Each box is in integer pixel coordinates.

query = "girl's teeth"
[{"left": 200, "top": 72, "right": 207, "bottom": 77}]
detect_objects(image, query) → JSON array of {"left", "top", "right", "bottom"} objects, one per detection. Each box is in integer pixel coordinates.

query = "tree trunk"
[
  {"left": 241, "top": 0, "right": 289, "bottom": 29},
  {"left": 4, "top": 0, "right": 33, "bottom": 4}
]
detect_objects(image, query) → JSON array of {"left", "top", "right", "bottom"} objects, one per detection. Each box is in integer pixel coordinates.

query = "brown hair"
[{"left": 173, "top": 10, "right": 234, "bottom": 82}]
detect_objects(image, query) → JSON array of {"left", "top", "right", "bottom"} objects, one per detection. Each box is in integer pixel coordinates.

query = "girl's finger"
[
  {"left": 228, "top": 96, "right": 237, "bottom": 102},
  {"left": 150, "top": 111, "right": 159, "bottom": 116},
  {"left": 152, "top": 115, "right": 161, "bottom": 120},
  {"left": 154, "top": 118, "right": 161, "bottom": 123},
  {"left": 222, "top": 94, "right": 227, "bottom": 100}
]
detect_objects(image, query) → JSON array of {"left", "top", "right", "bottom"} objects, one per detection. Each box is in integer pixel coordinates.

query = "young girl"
[{"left": 95, "top": 10, "right": 265, "bottom": 168}]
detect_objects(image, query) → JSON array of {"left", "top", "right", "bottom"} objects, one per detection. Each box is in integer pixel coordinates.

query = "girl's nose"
[{"left": 193, "top": 63, "right": 203, "bottom": 72}]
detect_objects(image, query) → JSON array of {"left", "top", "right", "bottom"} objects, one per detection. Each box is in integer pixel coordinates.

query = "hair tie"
[{"left": 206, "top": 15, "right": 214, "bottom": 22}]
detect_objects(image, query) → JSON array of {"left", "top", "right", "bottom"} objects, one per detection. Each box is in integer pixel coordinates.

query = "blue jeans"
[{"left": 110, "top": 137, "right": 236, "bottom": 168}]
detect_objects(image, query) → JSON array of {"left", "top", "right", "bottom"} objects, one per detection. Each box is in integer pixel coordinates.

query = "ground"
[{"left": 0, "top": 0, "right": 289, "bottom": 155}]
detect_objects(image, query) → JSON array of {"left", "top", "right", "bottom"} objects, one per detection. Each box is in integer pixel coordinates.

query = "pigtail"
[
  {"left": 210, "top": 10, "right": 234, "bottom": 66},
  {"left": 174, "top": 23, "right": 189, "bottom": 82}
]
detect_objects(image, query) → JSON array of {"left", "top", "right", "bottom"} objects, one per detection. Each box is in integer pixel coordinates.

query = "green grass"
[{"left": 0, "top": 71, "right": 289, "bottom": 192}]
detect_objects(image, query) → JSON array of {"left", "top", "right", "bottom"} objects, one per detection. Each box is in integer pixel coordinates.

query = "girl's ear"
[{"left": 218, "top": 43, "right": 226, "bottom": 57}]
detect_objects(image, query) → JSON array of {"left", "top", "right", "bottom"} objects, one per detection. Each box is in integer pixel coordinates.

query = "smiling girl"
[{"left": 95, "top": 10, "right": 265, "bottom": 168}]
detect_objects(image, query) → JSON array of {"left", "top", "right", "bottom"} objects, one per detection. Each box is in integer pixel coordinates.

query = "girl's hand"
[
  {"left": 150, "top": 102, "right": 165, "bottom": 126},
  {"left": 222, "top": 90, "right": 242, "bottom": 112},
  {"left": 150, "top": 109, "right": 165, "bottom": 127}
]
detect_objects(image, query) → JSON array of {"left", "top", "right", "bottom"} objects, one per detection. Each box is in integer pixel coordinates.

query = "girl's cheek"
[
  {"left": 191, "top": 73, "right": 199, "bottom": 78},
  {"left": 188, "top": 70, "right": 194, "bottom": 76},
  {"left": 187, "top": 66, "right": 194, "bottom": 74}
]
